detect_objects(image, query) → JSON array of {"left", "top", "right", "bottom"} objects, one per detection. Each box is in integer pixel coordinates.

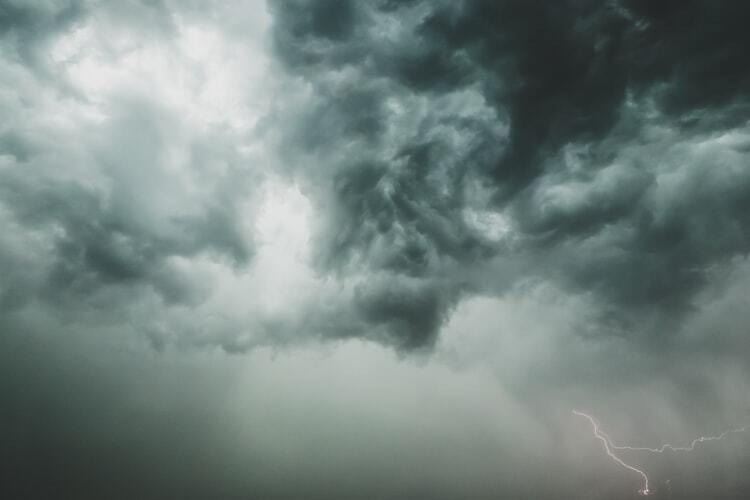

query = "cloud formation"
[
  {"left": 1, "top": 1, "right": 750, "bottom": 498},
  {"left": 269, "top": 0, "right": 750, "bottom": 344},
  {"left": 3, "top": 0, "right": 750, "bottom": 349}
]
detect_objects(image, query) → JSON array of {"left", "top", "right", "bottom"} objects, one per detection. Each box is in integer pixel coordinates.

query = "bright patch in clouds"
[
  {"left": 252, "top": 180, "right": 316, "bottom": 315},
  {"left": 51, "top": 6, "right": 270, "bottom": 130}
]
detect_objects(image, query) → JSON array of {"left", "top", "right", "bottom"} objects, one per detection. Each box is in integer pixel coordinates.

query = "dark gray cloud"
[
  {"left": 2, "top": 1, "right": 750, "bottom": 498},
  {"left": 0, "top": 0, "right": 86, "bottom": 63},
  {"left": 269, "top": 0, "right": 750, "bottom": 345}
]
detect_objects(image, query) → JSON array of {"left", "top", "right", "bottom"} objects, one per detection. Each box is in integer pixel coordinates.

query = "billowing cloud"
[
  {"left": 268, "top": 0, "right": 750, "bottom": 344},
  {"left": 1, "top": 1, "right": 750, "bottom": 498}
]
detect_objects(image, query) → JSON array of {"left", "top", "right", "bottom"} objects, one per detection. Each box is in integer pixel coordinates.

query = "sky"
[{"left": 1, "top": 1, "right": 750, "bottom": 499}]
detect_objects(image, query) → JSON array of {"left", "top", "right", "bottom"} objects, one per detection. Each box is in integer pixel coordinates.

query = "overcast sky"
[{"left": 1, "top": 1, "right": 750, "bottom": 499}]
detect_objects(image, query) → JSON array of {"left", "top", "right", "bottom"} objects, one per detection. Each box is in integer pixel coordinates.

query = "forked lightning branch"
[{"left": 573, "top": 410, "right": 749, "bottom": 496}]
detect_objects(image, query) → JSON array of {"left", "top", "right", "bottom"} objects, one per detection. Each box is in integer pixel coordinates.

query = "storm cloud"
[
  {"left": 265, "top": 0, "right": 750, "bottom": 345},
  {"left": 1, "top": 0, "right": 750, "bottom": 498}
]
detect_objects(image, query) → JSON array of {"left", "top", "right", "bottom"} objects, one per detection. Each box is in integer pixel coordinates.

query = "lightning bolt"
[
  {"left": 607, "top": 424, "right": 750, "bottom": 454},
  {"left": 573, "top": 409, "right": 750, "bottom": 496},
  {"left": 573, "top": 410, "right": 651, "bottom": 495}
]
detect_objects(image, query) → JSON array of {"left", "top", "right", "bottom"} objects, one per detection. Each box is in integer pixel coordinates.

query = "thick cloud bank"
[
  {"left": 3, "top": 0, "right": 750, "bottom": 349},
  {"left": 270, "top": 0, "right": 750, "bottom": 346},
  {"left": 1, "top": 1, "right": 750, "bottom": 499}
]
